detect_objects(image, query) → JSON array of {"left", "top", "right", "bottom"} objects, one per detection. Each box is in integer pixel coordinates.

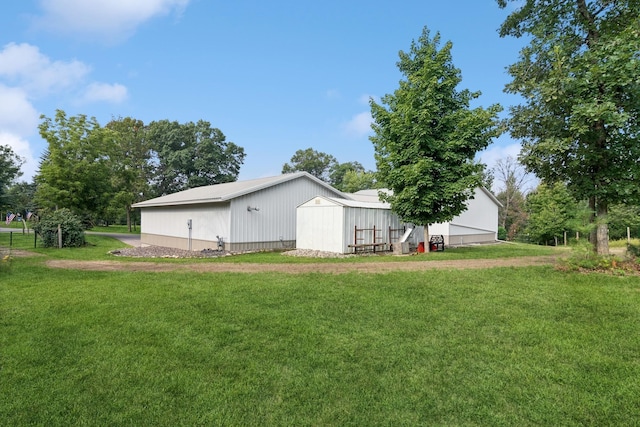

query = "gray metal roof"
[
  {"left": 326, "top": 197, "right": 391, "bottom": 209},
  {"left": 133, "top": 172, "right": 349, "bottom": 208},
  {"left": 347, "top": 189, "right": 391, "bottom": 203},
  {"left": 348, "top": 187, "right": 502, "bottom": 208}
]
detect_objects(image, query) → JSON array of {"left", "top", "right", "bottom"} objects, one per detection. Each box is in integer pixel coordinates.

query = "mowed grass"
[
  {"left": 1, "top": 251, "right": 640, "bottom": 425},
  {"left": 0, "top": 231, "right": 132, "bottom": 261},
  {"left": 89, "top": 225, "right": 140, "bottom": 234},
  {"left": 1, "top": 230, "right": 560, "bottom": 264}
]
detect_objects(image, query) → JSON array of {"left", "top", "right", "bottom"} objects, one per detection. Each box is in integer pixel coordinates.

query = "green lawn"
[
  {"left": 89, "top": 224, "right": 140, "bottom": 234},
  {"left": 1, "top": 230, "right": 561, "bottom": 263},
  {"left": 1, "top": 239, "right": 640, "bottom": 425}
]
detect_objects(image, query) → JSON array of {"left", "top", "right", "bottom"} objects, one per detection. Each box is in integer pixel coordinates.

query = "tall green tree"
[
  {"left": 147, "top": 120, "right": 245, "bottom": 196},
  {"left": 105, "top": 117, "right": 152, "bottom": 231},
  {"left": 525, "top": 182, "right": 577, "bottom": 245},
  {"left": 5, "top": 181, "right": 36, "bottom": 218},
  {"left": 36, "top": 110, "right": 114, "bottom": 224},
  {"left": 498, "top": 0, "right": 640, "bottom": 254},
  {"left": 281, "top": 148, "right": 338, "bottom": 182},
  {"left": 0, "top": 144, "right": 24, "bottom": 211},
  {"left": 341, "top": 170, "right": 378, "bottom": 193},
  {"left": 607, "top": 204, "right": 640, "bottom": 240},
  {"left": 328, "top": 161, "right": 365, "bottom": 191},
  {"left": 370, "top": 27, "right": 502, "bottom": 250}
]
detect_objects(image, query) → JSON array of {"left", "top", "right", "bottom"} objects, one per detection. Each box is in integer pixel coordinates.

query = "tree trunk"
[
  {"left": 588, "top": 196, "right": 597, "bottom": 246},
  {"left": 423, "top": 226, "right": 431, "bottom": 253},
  {"left": 596, "top": 202, "right": 609, "bottom": 255},
  {"left": 126, "top": 205, "right": 132, "bottom": 233}
]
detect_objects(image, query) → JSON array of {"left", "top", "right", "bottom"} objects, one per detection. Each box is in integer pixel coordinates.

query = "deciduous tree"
[
  {"left": 493, "top": 156, "right": 532, "bottom": 239},
  {"left": 281, "top": 148, "right": 338, "bottom": 182},
  {"left": 370, "top": 27, "right": 502, "bottom": 250},
  {"left": 525, "top": 182, "right": 577, "bottom": 245},
  {"left": 147, "top": 120, "right": 245, "bottom": 196},
  {"left": 329, "top": 161, "right": 365, "bottom": 191},
  {"left": 5, "top": 181, "right": 36, "bottom": 219},
  {"left": 607, "top": 204, "right": 640, "bottom": 240},
  {"left": 36, "top": 110, "right": 114, "bottom": 223},
  {"left": 106, "top": 117, "right": 152, "bottom": 231},
  {"left": 0, "top": 145, "right": 24, "bottom": 212},
  {"left": 341, "top": 170, "right": 378, "bottom": 193},
  {"left": 498, "top": 0, "right": 640, "bottom": 254}
]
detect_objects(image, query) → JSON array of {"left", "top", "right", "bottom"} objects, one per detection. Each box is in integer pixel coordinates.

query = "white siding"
[
  {"left": 141, "top": 204, "right": 230, "bottom": 240},
  {"left": 297, "top": 197, "right": 404, "bottom": 254},
  {"left": 450, "top": 188, "right": 499, "bottom": 235},
  {"left": 428, "top": 222, "right": 450, "bottom": 237},
  {"left": 297, "top": 198, "right": 345, "bottom": 253},
  {"left": 229, "top": 178, "right": 343, "bottom": 245},
  {"left": 341, "top": 207, "right": 401, "bottom": 254}
]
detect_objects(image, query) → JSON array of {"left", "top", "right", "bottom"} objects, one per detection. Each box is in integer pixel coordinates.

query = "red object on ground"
[{"left": 417, "top": 242, "right": 425, "bottom": 253}]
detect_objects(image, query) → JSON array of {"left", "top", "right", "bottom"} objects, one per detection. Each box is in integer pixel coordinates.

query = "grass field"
[
  {"left": 1, "top": 234, "right": 640, "bottom": 425},
  {"left": 1, "top": 230, "right": 559, "bottom": 263}
]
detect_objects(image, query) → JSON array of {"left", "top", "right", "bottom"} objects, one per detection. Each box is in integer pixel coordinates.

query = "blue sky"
[{"left": 0, "top": 0, "right": 526, "bottom": 184}]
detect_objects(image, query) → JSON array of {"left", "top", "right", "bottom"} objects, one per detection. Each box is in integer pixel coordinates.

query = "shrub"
[
  {"left": 32, "top": 208, "right": 86, "bottom": 248},
  {"left": 498, "top": 226, "right": 507, "bottom": 241},
  {"left": 558, "top": 240, "right": 640, "bottom": 275},
  {"left": 561, "top": 240, "right": 615, "bottom": 271},
  {"left": 627, "top": 243, "right": 640, "bottom": 258}
]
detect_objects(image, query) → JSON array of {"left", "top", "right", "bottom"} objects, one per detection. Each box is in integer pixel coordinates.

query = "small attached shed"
[
  {"left": 296, "top": 196, "right": 410, "bottom": 254},
  {"left": 132, "top": 172, "right": 347, "bottom": 252}
]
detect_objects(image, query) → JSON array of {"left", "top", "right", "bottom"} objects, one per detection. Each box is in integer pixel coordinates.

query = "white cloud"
[
  {"left": 0, "top": 42, "right": 91, "bottom": 95},
  {"left": 82, "top": 82, "right": 128, "bottom": 104},
  {"left": 0, "top": 131, "right": 38, "bottom": 181},
  {"left": 343, "top": 111, "right": 373, "bottom": 138},
  {"left": 0, "top": 85, "right": 40, "bottom": 136},
  {"left": 33, "top": 0, "right": 191, "bottom": 42},
  {"left": 0, "top": 43, "right": 128, "bottom": 181},
  {"left": 478, "top": 141, "right": 522, "bottom": 171}
]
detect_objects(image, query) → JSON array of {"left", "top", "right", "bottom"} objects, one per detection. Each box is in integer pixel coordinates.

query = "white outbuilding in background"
[
  {"left": 296, "top": 196, "right": 417, "bottom": 254},
  {"left": 297, "top": 187, "right": 501, "bottom": 254},
  {"left": 132, "top": 172, "right": 346, "bottom": 251}
]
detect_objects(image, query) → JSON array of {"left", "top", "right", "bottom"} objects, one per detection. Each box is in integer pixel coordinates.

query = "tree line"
[
  {"left": 492, "top": 157, "right": 640, "bottom": 245},
  {"left": 0, "top": 114, "right": 379, "bottom": 230},
  {"left": 2, "top": 111, "right": 245, "bottom": 230}
]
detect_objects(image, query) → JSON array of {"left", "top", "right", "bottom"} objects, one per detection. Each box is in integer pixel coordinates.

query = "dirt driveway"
[{"left": 46, "top": 255, "right": 559, "bottom": 274}]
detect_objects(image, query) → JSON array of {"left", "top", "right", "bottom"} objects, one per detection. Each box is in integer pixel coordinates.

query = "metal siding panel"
[
  {"left": 296, "top": 203, "right": 344, "bottom": 253},
  {"left": 229, "top": 178, "right": 343, "bottom": 245},
  {"left": 449, "top": 188, "right": 498, "bottom": 234},
  {"left": 139, "top": 203, "right": 230, "bottom": 248},
  {"left": 340, "top": 206, "right": 400, "bottom": 253},
  {"left": 190, "top": 204, "right": 231, "bottom": 243}
]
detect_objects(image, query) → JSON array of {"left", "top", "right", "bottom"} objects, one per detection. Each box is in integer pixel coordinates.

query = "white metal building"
[
  {"left": 297, "top": 187, "right": 501, "bottom": 254},
  {"left": 427, "top": 187, "right": 501, "bottom": 245},
  {"left": 296, "top": 196, "right": 414, "bottom": 254},
  {"left": 132, "top": 172, "right": 347, "bottom": 251}
]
